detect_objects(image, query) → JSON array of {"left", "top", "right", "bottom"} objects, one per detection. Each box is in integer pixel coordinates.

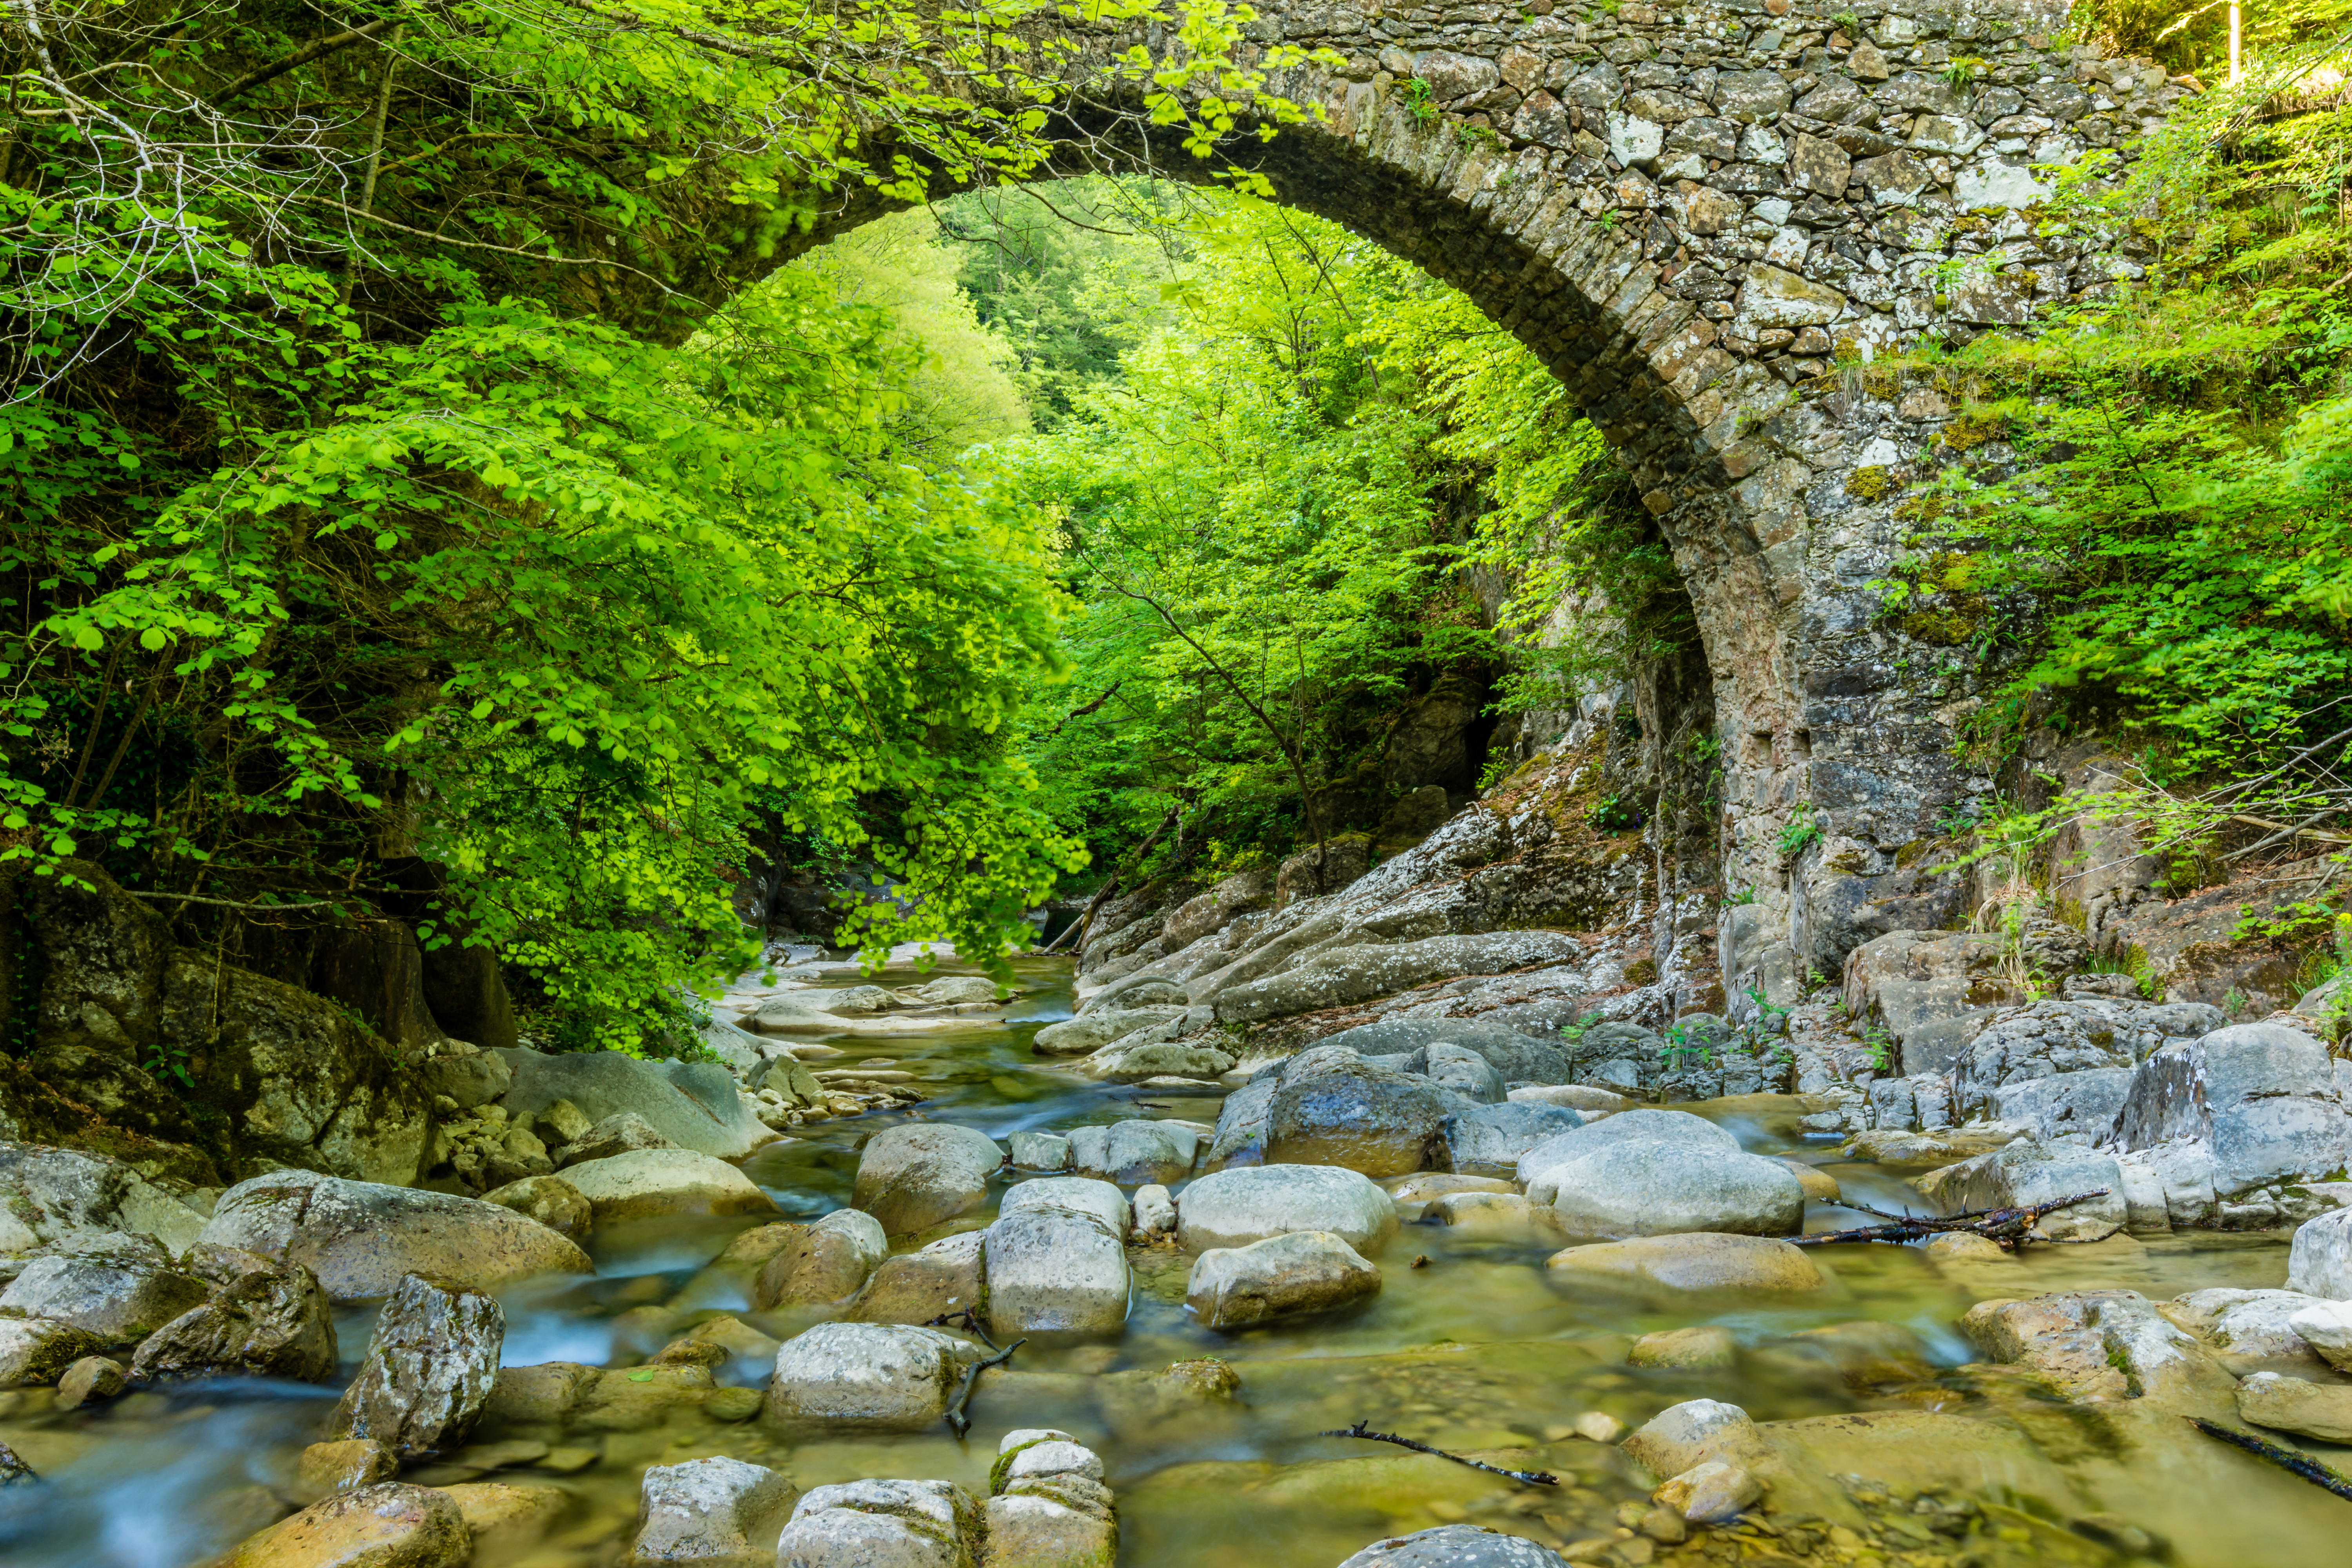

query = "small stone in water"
[
  {"left": 0, "top": 1438, "right": 36, "bottom": 1487},
  {"left": 534, "top": 1446, "right": 600, "bottom": 1474},
  {"left": 1654, "top": 1460, "right": 1761, "bottom": 1524},
  {"left": 295, "top": 1439, "right": 396, "bottom": 1499},
  {"left": 1628, "top": 1327, "right": 1735, "bottom": 1370},
  {"left": 707, "top": 1385, "right": 764, "bottom": 1422},
  {"left": 1571, "top": 1411, "right": 1626, "bottom": 1444},
  {"left": 1639, "top": 1506, "right": 1688, "bottom": 1544},
  {"left": 54, "top": 1354, "right": 125, "bottom": 1409}
]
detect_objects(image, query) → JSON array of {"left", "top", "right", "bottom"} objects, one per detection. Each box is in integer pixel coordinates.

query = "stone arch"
[{"left": 791, "top": 0, "right": 2189, "bottom": 988}]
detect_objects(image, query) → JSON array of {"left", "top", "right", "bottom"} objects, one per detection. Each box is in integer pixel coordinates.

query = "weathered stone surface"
[
  {"left": 1318, "top": 1017, "right": 1571, "bottom": 1085},
  {"left": 198, "top": 1169, "right": 590, "bottom": 1302},
  {"left": 1622, "top": 1399, "right": 1767, "bottom": 1476},
  {"left": 328, "top": 1274, "right": 502, "bottom": 1457},
  {"left": 1518, "top": 1110, "right": 1739, "bottom": 1206},
  {"left": 0, "top": 1315, "right": 105, "bottom": 1386},
  {"left": 2290, "top": 1297, "right": 2352, "bottom": 1367},
  {"left": 763, "top": 1322, "right": 971, "bottom": 1428},
  {"left": 130, "top": 1249, "right": 338, "bottom": 1383},
  {"left": 986, "top": 1430, "right": 1118, "bottom": 1567},
  {"left": 1545, "top": 1140, "right": 1806, "bottom": 1239},
  {"left": 633, "top": 1455, "right": 798, "bottom": 1563},
  {"left": 1210, "top": 931, "right": 1590, "bottom": 1025},
  {"left": 441, "top": 1482, "right": 572, "bottom": 1554},
  {"left": 1074, "top": 1038, "right": 1237, "bottom": 1083},
  {"left": 1030, "top": 1008, "right": 1185, "bottom": 1057},
  {"left": 776, "top": 1479, "right": 979, "bottom": 1568},
  {"left": 755, "top": 1208, "right": 887, "bottom": 1308},
  {"left": 1187, "top": 1230, "right": 1380, "bottom": 1330},
  {"left": 1067, "top": 1120, "right": 1196, "bottom": 1186},
  {"left": 298, "top": 1439, "right": 397, "bottom": 1500},
  {"left": 226, "top": 1483, "right": 469, "bottom": 1568},
  {"left": 853, "top": 1123, "right": 1004, "bottom": 1236},
  {"left": 0, "top": 1140, "right": 209, "bottom": 1254},
  {"left": 1265, "top": 1047, "right": 1453, "bottom": 1176},
  {"left": 985, "top": 1181, "right": 1131, "bottom": 1336},
  {"left": 0, "top": 1238, "right": 209, "bottom": 1343},
  {"left": 1439, "top": 1099, "right": 1585, "bottom": 1176},
  {"left": 1951, "top": 999, "right": 2222, "bottom": 1120},
  {"left": 496, "top": 1046, "right": 773, "bottom": 1160},
  {"left": 1629, "top": 1325, "right": 1736, "bottom": 1369},
  {"left": 2288, "top": 1207, "right": 2352, "bottom": 1299},
  {"left": 1913, "top": 1137, "right": 2127, "bottom": 1241},
  {"left": 1175, "top": 1165, "right": 1397, "bottom": 1254},
  {"left": 2112, "top": 1023, "right": 2346, "bottom": 1201},
  {"left": 54, "top": 1351, "right": 125, "bottom": 1407},
  {"left": 850, "top": 1232, "right": 987, "bottom": 1324},
  {"left": 1654, "top": 1460, "right": 1760, "bottom": 1524},
  {"left": 2161, "top": 1288, "right": 2331, "bottom": 1368},
  {"left": 1546, "top": 1234, "right": 1828, "bottom": 1296},
  {"left": 557, "top": 1111, "right": 680, "bottom": 1167},
  {"left": 2238, "top": 1371, "right": 2352, "bottom": 1443},
  {"left": 1961, "top": 1290, "right": 2238, "bottom": 1412},
  {"left": 477, "top": 1175, "right": 593, "bottom": 1242},
  {"left": 557, "top": 1149, "right": 778, "bottom": 1223},
  {"left": 572, "top": 1363, "right": 715, "bottom": 1431},
  {"left": 1132, "top": 1184, "right": 1176, "bottom": 1237},
  {"left": 481, "top": 1361, "right": 599, "bottom": 1425},
  {"left": 1009, "top": 1131, "right": 1073, "bottom": 1171},
  {"left": 1423, "top": 1191, "right": 1567, "bottom": 1244},
  {"left": 1334, "top": 1525, "right": 1572, "bottom": 1567}
]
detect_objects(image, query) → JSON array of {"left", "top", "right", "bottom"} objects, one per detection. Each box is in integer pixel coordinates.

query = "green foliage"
[
  {"left": 1777, "top": 802, "right": 1824, "bottom": 858},
  {"left": 1402, "top": 77, "right": 1439, "bottom": 122}
]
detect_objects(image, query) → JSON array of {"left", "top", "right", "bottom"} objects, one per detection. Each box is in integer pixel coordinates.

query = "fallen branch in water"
[
  {"left": 2190, "top": 1417, "right": 2352, "bottom": 1501},
  {"left": 1319, "top": 1421, "right": 1558, "bottom": 1486},
  {"left": 1792, "top": 1191, "right": 2117, "bottom": 1250},
  {"left": 945, "top": 1337, "right": 1026, "bottom": 1438},
  {"left": 927, "top": 1308, "right": 999, "bottom": 1352}
]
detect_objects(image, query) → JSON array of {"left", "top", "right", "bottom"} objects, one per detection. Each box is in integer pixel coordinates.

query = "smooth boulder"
[
  {"left": 1518, "top": 1111, "right": 1739, "bottom": 1206},
  {"left": 197, "top": 1169, "right": 591, "bottom": 1302},
  {"left": 2288, "top": 1207, "right": 2352, "bottom": 1299},
  {"left": 478, "top": 1175, "right": 593, "bottom": 1242},
  {"left": 0, "top": 1238, "right": 209, "bottom": 1344},
  {"left": 1334, "top": 1524, "right": 1574, "bottom": 1567},
  {"left": 226, "top": 1483, "right": 468, "bottom": 1568},
  {"left": 2238, "top": 1371, "right": 2352, "bottom": 1443},
  {"left": 1264, "top": 1049, "right": 1452, "bottom": 1176},
  {"left": 1187, "top": 1231, "right": 1380, "bottom": 1330},
  {"left": 764, "top": 1323, "right": 971, "bottom": 1428},
  {"left": 556, "top": 1150, "right": 779, "bottom": 1223},
  {"left": 1546, "top": 1233, "right": 1828, "bottom": 1296},
  {"left": 986, "top": 1178, "right": 1131, "bottom": 1336},
  {"left": 849, "top": 1233, "right": 987, "bottom": 1325},
  {"left": 777, "top": 1479, "right": 979, "bottom": 1568},
  {"left": 852, "top": 1123, "right": 1004, "bottom": 1236},
  {"left": 1546, "top": 1141, "right": 1806, "bottom": 1239},
  {"left": 756, "top": 1209, "right": 888, "bottom": 1308},
  {"left": 1175, "top": 1165, "right": 1397, "bottom": 1254},
  {"left": 1067, "top": 1121, "right": 1196, "bottom": 1186},
  {"left": 633, "top": 1455, "right": 798, "bottom": 1563},
  {"left": 495, "top": 1045, "right": 774, "bottom": 1159}
]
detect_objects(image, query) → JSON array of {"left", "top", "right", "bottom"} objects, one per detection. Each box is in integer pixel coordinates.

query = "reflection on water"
[{"left": 1, "top": 955, "right": 2343, "bottom": 1566}]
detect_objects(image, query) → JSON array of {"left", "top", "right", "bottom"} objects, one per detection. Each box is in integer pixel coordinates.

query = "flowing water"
[{"left": 2, "top": 956, "right": 2345, "bottom": 1567}]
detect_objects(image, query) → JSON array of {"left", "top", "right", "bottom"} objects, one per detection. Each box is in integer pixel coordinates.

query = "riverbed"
[{"left": 1, "top": 955, "right": 2343, "bottom": 1568}]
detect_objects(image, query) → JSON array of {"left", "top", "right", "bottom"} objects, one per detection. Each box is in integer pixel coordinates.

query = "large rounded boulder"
[
  {"left": 852, "top": 1123, "right": 1005, "bottom": 1236},
  {"left": 1264, "top": 1049, "right": 1452, "bottom": 1176},
  {"left": 1175, "top": 1165, "right": 1397, "bottom": 1254},
  {"left": 1518, "top": 1109, "right": 1739, "bottom": 1206},
  {"left": 1545, "top": 1140, "right": 1806, "bottom": 1239}
]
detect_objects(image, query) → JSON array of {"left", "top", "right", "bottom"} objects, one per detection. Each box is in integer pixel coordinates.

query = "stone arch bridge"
[{"left": 814, "top": 0, "right": 2192, "bottom": 992}]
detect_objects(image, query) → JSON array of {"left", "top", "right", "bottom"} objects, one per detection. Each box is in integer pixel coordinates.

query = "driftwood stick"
[
  {"left": 2190, "top": 1418, "right": 2352, "bottom": 1502},
  {"left": 1793, "top": 1191, "right": 2111, "bottom": 1250},
  {"left": 926, "top": 1308, "right": 1000, "bottom": 1353},
  {"left": 945, "top": 1338, "right": 1025, "bottom": 1438},
  {"left": 1319, "top": 1422, "right": 1559, "bottom": 1486}
]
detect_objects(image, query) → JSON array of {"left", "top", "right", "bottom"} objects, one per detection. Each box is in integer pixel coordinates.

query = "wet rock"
[
  {"left": 297, "top": 1439, "right": 397, "bottom": 1500},
  {"left": 1318, "top": 1017, "right": 1572, "bottom": 1086},
  {"left": 1961, "top": 1290, "right": 2238, "bottom": 1412},
  {"left": 0, "top": 1141, "right": 211, "bottom": 1254},
  {"left": 755, "top": 1208, "right": 887, "bottom": 1308},
  {"left": 1518, "top": 1111, "right": 1739, "bottom": 1206},
  {"left": 1175, "top": 1165, "right": 1397, "bottom": 1254},
  {"left": 481, "top": 1361, "right": 599, "bottom": 1425},
  {"left": 1771, "top": 1159, "right": 1840, "bottom": 1202},
  {"left": 328, "top": 1274, "right": 503, "bottom": 1458},
  {"left": 496, "top": 1046, "right": 773, "bottom": 1159},
  {"left": 0, "top": 1437, "right": 32, "bottom": 1486},
  {"left": 852, "top": 1123, "right": 1005, "bottom": 1236},
  {"left": 2238, "top": 1371, "right": 2352, "bottom": 1443},
  {"left": 1410, "top": 1043, "right": 1505, "bottom": 1104},
  {"left": 1438, "top": 1100, "right": 1585, "bottom": 1176},
  {"left": 2288, "top": 1204, "right": 2352, "bottom": 1298},
  {"left": 0, "top": 1237, "right": 209, "bottom": 1343},
  {"left": 130, "top": 1250, "right": 338, "bottom": 1383},
  {"left": 1622, "top": 1399, "right": 1766, "bottom": 1475},
  {"left": 226, "top": 1483, "right": 469, "bottom": 1568},
  {"left": 986, "top": 1178, "right": 1131, "bottom": 1336},
  {"left": 1203, "top": 1073, "right": 1278, "bottom": 1166},
  {"left": 1654, "top": 1459, "right": 1760, "bottom": 1523},
  {"left": 1212, "top": 930, "right": 1589, "bottom": 1025},
  {"left": 2161, "top": 1288, "right": 2331, "bottom": 1368},
  {"left": 440, "top": 1482, "right": 572, "bottom": 1554},
  {"left": 1570, "top": 1411, "right": 1624, "bottom": 1444},
  {"left": 1545, "top": 1233, "right": 1829, "bottom": 1296},
  {"left": 572, "top": 1363, "right": 715, "bottom": 1431},
  {"left": 1912, "top": 1136, "right": 2127, "bottom": 1241},
  {"left": 198, "top": 1168, "right": 590, "bottom": 1302},
  {"left": 1765, "top": 1320, "right": 1934, "bottom": 1387},
  {"left": 1187, "top": 1230, "right": 1380, "bottom": 1330},
  {"left": 634, "top": 1455, "right": 798, "bottom": 1563},
  {"left": 53, "top": 1352, "right": 125, "bottom": 1407},
  {"left": 477, "top": 1175, "right": 592, "bottom": 1242},
  {"left": 1076, "top": 1039, "right": 1238, "bottom": 1083},
  {"left": 0, "top": 1316, "right": 106, "bottom": 1386},
  {"left": 1922, "top": 1232, "right": 2014, "bottom": 1266},
  {"left": 1009, "top": 1131, "right": 1072, "bottom": 1171},
  {"left": 1263, "top": 1048, "right": 1452, "bottom": 1176},
  {"left": 1544, "top": 1140, "right": 1806, "bottom": 1239},
  {"left": 764, "top": 1322, "right": 972, "bottom": 1428},
  {"left": 1423, "top": 1191, "right": 1567, "bottom": 1244},
  {"left": 1628, "top": 1326, "right": 1735, "bottom": 1369},
  {"left": 557, "top": 1149, "right": 778, "bottom": 1223},
  {"left": 1334, "top": 1524, "right": 1573, "bottom": 1566},
  {"left": 1030, "top": 1008, "right": 1185, "bottom": 1057},
  {"left": 1067, "top": 1121, "right": 1197, "bottom": 1185},
  {"left": 849, "top": 1232, "right": 986, "bottom": 1325},
  {"left": 775, "top": 1477, "right": 980, "bottom": 1568},
  {"left": 663, "top": 1315, "right": 781, "bottom": 1368},
  {"left": 987, "top": 1430, "right": 1118, "bottom": 1567},
  {"left": 1132, "top": 1185, "right": 1176, "bottom": 1237}
]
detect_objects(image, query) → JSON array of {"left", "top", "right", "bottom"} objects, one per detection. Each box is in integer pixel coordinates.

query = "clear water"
[{"left": 2, "top": 956, "right": 2342, "bottom": 1567}]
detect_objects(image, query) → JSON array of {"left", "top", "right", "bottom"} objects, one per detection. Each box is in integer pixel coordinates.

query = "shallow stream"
[{"left": 3, "top": 956, "right": 2346, "bottom": 1567}]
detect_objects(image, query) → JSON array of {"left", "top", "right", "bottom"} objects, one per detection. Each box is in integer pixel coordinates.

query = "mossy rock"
[{"left": 1845, "top": 465, "right": 1901, "bottom": 502}]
